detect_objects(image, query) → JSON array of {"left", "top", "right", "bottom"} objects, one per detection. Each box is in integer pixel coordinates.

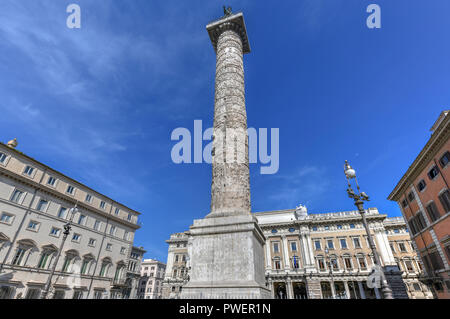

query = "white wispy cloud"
[{"left": 267, "top": 165, "right": 332, "bottom": 209}]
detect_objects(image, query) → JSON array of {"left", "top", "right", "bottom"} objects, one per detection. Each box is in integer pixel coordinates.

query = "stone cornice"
[
  {"left": 0, "top": 143, "right": 141, "bottom": 216},
  {"left": 388, "top": 113, "right": 450, "bottom": 201},
  {"left": 206, "top": 12, "right": 250, "bottom": 54},
  {"left": 0, "top": 167, "right": 140, "bottom": 230}
]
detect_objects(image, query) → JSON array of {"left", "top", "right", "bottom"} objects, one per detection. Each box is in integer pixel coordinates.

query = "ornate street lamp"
[
  {"left": 343, "top": 160, "right": 393, "bottom": 299},
  {"left": 41, "top": 204, "right": 78, "bottom": 299}
]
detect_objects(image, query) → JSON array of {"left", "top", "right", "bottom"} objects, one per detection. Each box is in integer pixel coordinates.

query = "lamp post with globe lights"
[
  {"left": 343, "top": 160, "right": 393, "bottom": 299},
  {"left": 41, "top": 204, "right": 78, "bottom": 299}
]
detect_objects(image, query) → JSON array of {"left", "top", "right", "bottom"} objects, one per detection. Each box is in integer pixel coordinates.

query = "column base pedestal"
[{"left": 180, "top": 214, "right": 271, "bottom": 299}]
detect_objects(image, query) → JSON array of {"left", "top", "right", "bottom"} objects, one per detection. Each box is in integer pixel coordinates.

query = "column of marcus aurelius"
[{"left": 180, "top": 10, "right": 271, "bottom": 299}]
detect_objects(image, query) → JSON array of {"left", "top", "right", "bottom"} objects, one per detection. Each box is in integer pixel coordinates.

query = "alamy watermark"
[{"left": 170, "top": 120, "right": 279, "bottom": 175}]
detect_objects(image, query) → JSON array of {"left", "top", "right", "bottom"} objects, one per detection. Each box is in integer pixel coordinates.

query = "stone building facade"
[
  {"left": 137, "top": 258, "right": 166, "bottom": 299},
  {"left": 162, "top": 207, "right": 433, "bottom": 299},
  {"left": 0, "top": 141, "right": 142, "bottom": 299},
  {"left": 161, "top": 232, "right": 189, "bottom": 299},
  {"left": 388, "top": 110, "right": 450, "bottom": 299},
  {"left": 122, "top": 246, "right": 146, "bottom": 299}
]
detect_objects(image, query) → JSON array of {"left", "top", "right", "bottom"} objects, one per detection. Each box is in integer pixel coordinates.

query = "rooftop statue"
[{"left": 223, "top": 6, "right": 232, "bottom": 17}]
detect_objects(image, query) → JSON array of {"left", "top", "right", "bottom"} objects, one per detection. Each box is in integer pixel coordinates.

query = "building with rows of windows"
[
  {"left": 162, "top": 206, "right": 433, "bottom": 299},
  {"left": 137, "top": 258, "right": 166, "bottom": 299},
  {"left": 389, "top": 110, "right": 450, "bottom": 299},
  {"left": 0, "top": 140, "right": 143, "bottom": 299}
]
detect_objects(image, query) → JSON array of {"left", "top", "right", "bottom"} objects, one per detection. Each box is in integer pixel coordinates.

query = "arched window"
[
  {"left": 62, "top": 249, "right": 79, "bottom": 273},
  {"left": 100, "top": 257, "right": 112, "bottom": 277},
  {"left": 81, "top": 253, "right": 95, "bottom": 275},
  {"left": 37, "top": 244, "right": 58, "bottom": 269},
  {"left": 343, "top": 254, "right": 353, "bottom": 270},
  {"left": 12, "top": 239, "right": 37, "bottom": 266},
  {"left": 316, "top": 256, "right": 326, "bottom": 271}
]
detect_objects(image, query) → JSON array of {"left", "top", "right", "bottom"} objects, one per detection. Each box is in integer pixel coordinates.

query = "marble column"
[
  {"left": 374, "top": 287, "right": 381, "bottom": 299},
  {"left": 282, "top": 236, "right": 291, "bottom": 269},
  {"left": 265, "top": 242, "right": 272, "bottom": 269},
  {"left": 180, "top": 11, "right": 270, "bottom": 299},
  {"left": 358, "top": 281, "right": 366, "bottom": 299},
  {"left": 344, "top": 281, "right": 351, "bottom": 299},
  {"left": 286, "top": 279, "right": 293, "bottom": 299}
]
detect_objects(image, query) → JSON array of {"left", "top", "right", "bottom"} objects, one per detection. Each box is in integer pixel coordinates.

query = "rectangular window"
[
  {"left": 25, "top": 288, "right": 40, "bottom": 299},
  {"left": 85, "top": 194, "right": 92, "bottom": 203},
  {"left": 331, "top": 258, "right": 339, "bottom": 270},
  {"left": 94, "top": 220, "right": 101, "bottom": 231},
  {"left": 337, "top": 225, "right": 342, "bottom": 229},
  {"left": 290, "top": 242, "right": 297, "bottom": 251},
  {"left": 429, "top": 251, "right": 445, "bottom": 271},
  {"left": 417, "top": 180, "right": 427, "bottom": 192},
  {"left": 73, "top": 290, "right": 83, "bottom": 299},
  {"left": 314, "top": 240, "right": 321, "bottom": 250},
  {"left": 344, "top": 257, "right": 352, "bottom": 270},
  {"left": 36, "top": 199, "right": 48, "bottom": 212},
  {"left": 66, "top": 185, "right": 75, "bottom": 195},
  {"left": 94, "top": 291, "right": 103, "bottom": 299},
  {"left": 399, "top": 243, "right": 407, "bottom": 252},
  {"left": 53, "top": 290, "right": 65, "bottom": 299},
  {"left": 106, "top": 243, "right": 112, "bottom": 251},
  {"left": 312, "top": 226, "right": 317, "bottom": 231},
  {"left": 72, "top": 233, "right": 81, "bottom": 242},
  {"left": 78, "top": 214, "right": 86, "bottom": 225},
  {"left": 402, "top": 199, "right": 408, "bottom": 208},
  {"left": 426, "top": 202, "right": 441, "bottom": 222},
  {"left": 349, "top": 224, "right": 355, "bottom": 229},
  {"left": 390, "top": 244, "right": 395, "bottom": 252},
  {"left": 115, "top": 208, "right": 120, "bottom": 215},
  {"left": 24, "top": 165, "right": 34, "bottom": 176},
  {"left": 273, "top": 242, "right": 279, "bottom": 253},
  {"left": 438, "top": 190, "right": 450, "bottom": 213},
  {"left": 358, "top": 257, "right": 367, "bottom": 270},
  {"left": 124, "top": 231, "right": 129, "bottom": 241},
  {"left": 353, "top": 238, "right": 361, "bottom": 249},
  {"left": 27, "top": 220, "right": 39, "bottom": 231},
  {"left": 47, "top": 176, "right": 56, "bottom": 186},
  {"left": 109, "top": 225, "right": 116, "bottom": 236},
  {"left": 405, "top": 260, "right": 414, "bottom": 272},
  {"left": 100, "top": 201, "right": 106, "bottom": 209},
  {"left": 428, "top": 165, "right": 440, "bottom": 180},
  {"left": 0, "top": 152, "right": 7, "bottom": 163},
  {"left": 274, "top": 260, "right": 281, "bottom": 270},
  {"left": 340, "top": 239, "right": 347, "bottom": 249},
  {"left": 407, "top": 191, "right": 415, "bottom": 202},
  {"left": 10, "top": 189, "right": 23, "bottom": 203},
  {"left": 127, "top": 213, "right": 132, "bottom": 221},
  {"left": 317, "top": 259, "right": 325, "bottom": 271},
  {"left": 327, "top": 239, "right": 334, "bottom": 249},
  {"left": 50, "top": 227, "right": 61, "bottom": 237},
  {"left": 0, "top": 213, "right": 13, "bottom": 224},
  {"left": 439, "top": 151, "right": 450, "bottom": 168},
  {"left": 120, "top": 247, "right": 126, "bottom": 254},
  {"left": 58, "top": 207, "right": 67, "bottom": 219},
  {"left": 88, "top": 238, "right": 96, "bottom": 247}
]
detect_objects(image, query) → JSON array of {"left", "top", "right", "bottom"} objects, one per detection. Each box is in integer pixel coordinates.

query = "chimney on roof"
[{"left": 7, "top": 138, "right": 18, "bottom": 149}]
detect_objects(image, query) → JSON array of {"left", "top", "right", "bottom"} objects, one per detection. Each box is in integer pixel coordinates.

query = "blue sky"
[{"left": 1, "top": 0, "right": 450, "bottom": 262}]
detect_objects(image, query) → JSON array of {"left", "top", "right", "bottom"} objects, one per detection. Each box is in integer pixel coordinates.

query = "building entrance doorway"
[
  {"left": 274, "top": 282, "right": 287, "bottom": 299},
  {"left": 293, "top": 282, "right": 308, "bottom": 299}
]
